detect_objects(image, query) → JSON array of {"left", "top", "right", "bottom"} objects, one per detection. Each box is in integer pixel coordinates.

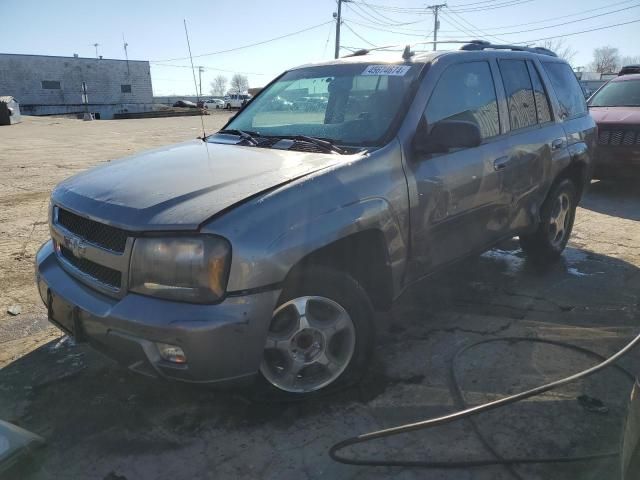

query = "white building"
[{"left": 0, "top": 53, "right": 154, "bottom": 119}]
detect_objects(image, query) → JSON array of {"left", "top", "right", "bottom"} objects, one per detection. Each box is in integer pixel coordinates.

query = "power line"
[
  {"left": 154, "top": 21, "right": 333, "bottom": 62},
  {"left": 348, "top": 2, "right": 425, "bottom": 27},
  {"left": 150, "top": 63, "right": 266, "bottom": 75},
  {"left": 436, "top": 0, "right": 637, "bottom": 32},
  {"left": 344, "top": 18, "right": 431, "bottom": 36},
  {"left": 517, "top": 16, "right": 640, "bottom": 43},
  {"left": 342, "top": 21, "right": 379, "bottom": 47},
  {"left": 472, "top": 3, "right": 640, "bottom": 36},
  {"left": 442, "top": 7, "right": 510, "bottom": 42},
  {"left": 448, "top": 0, "right": 533, "bottom": 13}
]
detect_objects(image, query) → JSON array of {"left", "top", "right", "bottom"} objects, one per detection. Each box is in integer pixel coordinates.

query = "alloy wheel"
[{"left": 260, "top": 296, "right": 356, "bottom": 393}]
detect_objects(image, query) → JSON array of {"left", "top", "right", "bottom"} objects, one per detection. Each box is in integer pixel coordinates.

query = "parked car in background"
[
  {"left": 293, "top": 96, "right": 328, "bottom": 112},
  {"left": 36, "top": 42, "right": 595, "bottom": 397},
  {"left": 172, "top": 100, "right": 198, "bottom": 108},
  {"left": 224, "top": 93, "right": 251, "bottom": 109},
  {"left": 619, "top": 65, "right": 640, "bottom": 76},
  {"left": 588, "top": 73, "right": 640, "bottom": 178},
  {"left": 205, "top": 99, "right": 225, "bottom": 109},
  {"left": 267, "top": 95, "right": 294, "bottom": 111}
]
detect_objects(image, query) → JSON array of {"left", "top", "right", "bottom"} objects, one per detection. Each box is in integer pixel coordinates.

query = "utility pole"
[
  {"left": 427, "top": 4, "right": 446, "bottom": 51},
  {"left": 198, "top": 66, "right": 204, "bottom": 97},
  {"left": 122, "top": 34, "right": 130, "bottom": 76},
  {"left": 334, "top": 0, "right": 349, "bottom": 59}
]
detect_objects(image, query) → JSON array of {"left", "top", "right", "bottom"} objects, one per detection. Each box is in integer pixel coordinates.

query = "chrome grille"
[
  {"left": 60, "top": 246, "right": 122, "bottom": 288},
  {"left": 56, "top": 208, "right": 128, "bottom": 253}
]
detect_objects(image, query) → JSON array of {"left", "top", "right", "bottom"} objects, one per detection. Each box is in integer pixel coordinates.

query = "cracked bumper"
[{"left": 35, "top": 240, "right": 281, "bottom": 383}]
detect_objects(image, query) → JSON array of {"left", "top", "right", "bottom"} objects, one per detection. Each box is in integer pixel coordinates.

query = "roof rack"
[{"left": 459, "top": 40, "right": 557, "bottom": 57}]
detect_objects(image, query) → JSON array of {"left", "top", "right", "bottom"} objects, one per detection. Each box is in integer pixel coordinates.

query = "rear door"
[
  {"left": 540, "top": 61, "right": 596, "bottom": 184},
  {"left": 495, "top": 57, "right": 569, "bottom": 232},
  {"left": 406, "top": 60, "right": 511, "bottom": 275}
]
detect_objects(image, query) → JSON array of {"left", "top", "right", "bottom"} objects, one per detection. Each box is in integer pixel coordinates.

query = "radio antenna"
[{"left": 183, "top": 19, "right": 206, "bottom": 140}]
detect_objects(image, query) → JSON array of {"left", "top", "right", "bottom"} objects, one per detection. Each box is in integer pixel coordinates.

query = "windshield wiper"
[
  {"left": 264, "top": 135, "right": 347, "bottom": 155},
  {"left": 218, "top": 129, "right": 259, "bottom": 146}
]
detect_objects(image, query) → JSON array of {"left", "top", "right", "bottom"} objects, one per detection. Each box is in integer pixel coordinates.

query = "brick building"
[{"left": 0, "top": 53, "right": 154, "bottom": 119}]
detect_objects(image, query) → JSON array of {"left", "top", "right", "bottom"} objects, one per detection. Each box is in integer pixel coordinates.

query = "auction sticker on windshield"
[{"left": 362, "top": 65, "right": 412, "bottom": 76}]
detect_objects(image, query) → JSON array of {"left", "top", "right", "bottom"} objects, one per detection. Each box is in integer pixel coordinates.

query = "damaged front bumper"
[{"left": 35, "top": 240, "right": 280, "bottom": 384}]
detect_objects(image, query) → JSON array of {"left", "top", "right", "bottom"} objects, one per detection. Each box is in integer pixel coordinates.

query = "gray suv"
[{"left": 35, "top": 42, "right": 595, "bottom": 396}]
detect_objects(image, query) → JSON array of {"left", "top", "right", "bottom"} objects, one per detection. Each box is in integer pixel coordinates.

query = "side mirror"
[{"left": 414, "top": 119, "right": 482, "bottom": 154}]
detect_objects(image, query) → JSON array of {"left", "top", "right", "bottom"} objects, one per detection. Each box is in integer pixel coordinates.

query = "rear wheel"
[
  {"left": 259, "top": 267, "right": 374, "bottom": 397},
  {"left": 520, "top": 178, "right": 578, "bottom": 263}
]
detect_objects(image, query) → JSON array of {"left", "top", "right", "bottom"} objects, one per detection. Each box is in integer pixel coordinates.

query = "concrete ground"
[{"left": 1, "top": 116, "right": 639, "bottom": 480}]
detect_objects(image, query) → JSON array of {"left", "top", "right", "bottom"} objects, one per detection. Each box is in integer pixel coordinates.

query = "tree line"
[{"left": 210, "top": 73, "right": 249, "bottom": 96}]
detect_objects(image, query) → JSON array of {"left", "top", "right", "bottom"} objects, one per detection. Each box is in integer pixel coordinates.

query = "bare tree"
[
  {"left": 230, "top": 74, "right": 249, "bottom": 93},
  {"left": 591, "top": 46, "right": 620, "bottom": 73},
  {"left": 538, "top": 39, "right": 577, "bottom": 66},
  {"left": 210, "top": 75, "right": 227, "bottom": 96},
  {"left": 620, "top": 55, "right": 640, "bottom": 66}
]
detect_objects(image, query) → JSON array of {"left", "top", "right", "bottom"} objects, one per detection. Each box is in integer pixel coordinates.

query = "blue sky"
[{"left": 1, "top": 0, "right": 638, "bottom": 95}]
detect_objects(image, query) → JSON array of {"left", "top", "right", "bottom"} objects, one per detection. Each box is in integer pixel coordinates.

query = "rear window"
[
  {"left": 499, "top": 59, "right": 537, "bottom": 131},
  {"left": 542, "top": 62, "right": 587, "bottom": 119}
]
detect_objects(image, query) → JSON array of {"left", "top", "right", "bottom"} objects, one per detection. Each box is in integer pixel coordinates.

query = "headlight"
[{"left": 129, "top": 236, "right": 231, "bottom": 303}]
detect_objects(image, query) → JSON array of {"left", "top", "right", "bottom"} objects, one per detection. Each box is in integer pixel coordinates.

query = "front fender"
[{"left": 220, "top": 197, "right": 406, "bottom": 294}]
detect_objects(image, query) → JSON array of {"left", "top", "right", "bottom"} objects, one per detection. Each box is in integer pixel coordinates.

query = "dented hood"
[{"left": 52, "top": 140, "right": 340, "bottom": 231}]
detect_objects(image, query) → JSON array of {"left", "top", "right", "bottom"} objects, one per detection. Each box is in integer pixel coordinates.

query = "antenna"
[
  {"left": 183, "top": 19, "right": 207, "bottom": 140},
  {"left": 93, "top": 43, "right": 100, "bottom": 58}
]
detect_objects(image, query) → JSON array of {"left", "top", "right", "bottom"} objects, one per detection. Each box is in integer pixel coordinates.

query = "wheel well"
[
  {"left": 556, "top": 161, "right": 588, "bottom": 198},
  {"left": 284, "top": 230, "right": 394, "bottom": 311}
]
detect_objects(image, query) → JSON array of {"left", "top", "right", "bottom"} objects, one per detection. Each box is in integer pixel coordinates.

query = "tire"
[
  {"left": 226, "top": 103, "right": 231, "bottom": 109},
  {"left": 520, "top": 178, "right": 578, "bottom": 263},
  {"left": 257, "top": 266, "right": 375, "bottom": 398}
]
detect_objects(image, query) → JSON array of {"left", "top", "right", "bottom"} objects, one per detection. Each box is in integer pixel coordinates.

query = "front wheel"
[
  {"left": 258, "top": 267, "right": 374, "bottom": 397},
  {"left": 520, "top": 178, "right": 578, "bottom": 263}
]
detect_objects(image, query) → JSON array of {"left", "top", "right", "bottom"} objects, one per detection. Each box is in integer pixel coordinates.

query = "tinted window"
[
  {"left": 499, "top": 60, "right": 537, "bottom": 130},
  {"left": 425, "top": 61, "right": 499, "bottom": 139},
  {"left": 526, "top": 61, "right": 552, "bottom": 123},
  {"left": 542, "top": 62, "right": 587, "bottom": 119}
]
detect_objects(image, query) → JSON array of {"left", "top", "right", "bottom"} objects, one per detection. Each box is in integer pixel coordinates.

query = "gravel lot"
[{"left": 0, "top": 115, "right": 639, "bottom": 480}]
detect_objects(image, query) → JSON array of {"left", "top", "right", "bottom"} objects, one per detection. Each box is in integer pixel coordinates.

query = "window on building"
[
  {"left": 121, "top": 84, "right": 132, "bottom": 93},
  {"left": 425, "top": 61, "right": 500, "bottom": 139},
  {"left": 527, "top": 61, "right": 552, "bottom": 124},
  {"left": 41, "top": 80, "right": 61, "bottom": 90},
  {"left": 542, "top": 62, "right": 587, "bottom": 119},
  {"left": 499, "top": 60, "right": 537, "bottom": 131}
]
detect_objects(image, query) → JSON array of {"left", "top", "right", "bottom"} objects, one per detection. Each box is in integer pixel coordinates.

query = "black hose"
[{"left": 329, "top": 333, "right": 640, "bottom": 470}]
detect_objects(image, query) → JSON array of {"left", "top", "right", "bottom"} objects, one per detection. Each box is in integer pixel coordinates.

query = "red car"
[{"left": 588, "top": 73, "right": 640, "bottom": 179}]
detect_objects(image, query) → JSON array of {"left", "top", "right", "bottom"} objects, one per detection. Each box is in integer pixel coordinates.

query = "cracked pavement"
[{"left": 1, "top": 116, "right": 639, "bottom": 480}]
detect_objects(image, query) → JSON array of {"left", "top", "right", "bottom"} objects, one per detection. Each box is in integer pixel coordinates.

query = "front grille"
[
  {"left": 60, "top": 246, "right": 122, "bottom": 288},
  {"left": 598, "top": 128, "right": 640, "bottom": 146},
  {"left": 56, "top": 208, "right": 128, "bottom": 253}
]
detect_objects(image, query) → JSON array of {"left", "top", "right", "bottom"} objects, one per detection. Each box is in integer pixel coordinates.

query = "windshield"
[
  {"left": 223, "top": 63, "right": 423, "bottom": 147},
  {"left": 589, "top": 79, "right": 640, "bottom": 107}
]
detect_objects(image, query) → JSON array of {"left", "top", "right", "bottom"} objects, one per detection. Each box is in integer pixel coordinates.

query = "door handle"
[
  {"left": 493, "top": 156, "right": 511, "bottom": 171},
  {"left": 551, "top": 138, "right": 565, "bottom": 150}
]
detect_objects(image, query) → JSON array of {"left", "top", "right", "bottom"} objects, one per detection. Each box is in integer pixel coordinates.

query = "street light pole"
[{"left": 428, "top": 4, "right": 446, "bottom": 51}]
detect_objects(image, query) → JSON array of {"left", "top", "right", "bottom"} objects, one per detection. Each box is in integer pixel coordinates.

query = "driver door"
[{"left": 405, "top": 60, "right": 512, "bottom": 278}]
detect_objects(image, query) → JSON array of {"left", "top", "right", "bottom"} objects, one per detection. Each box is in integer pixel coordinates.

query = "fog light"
[{"left": 156, "top": 343, "right": 187, "bottom": 364}]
